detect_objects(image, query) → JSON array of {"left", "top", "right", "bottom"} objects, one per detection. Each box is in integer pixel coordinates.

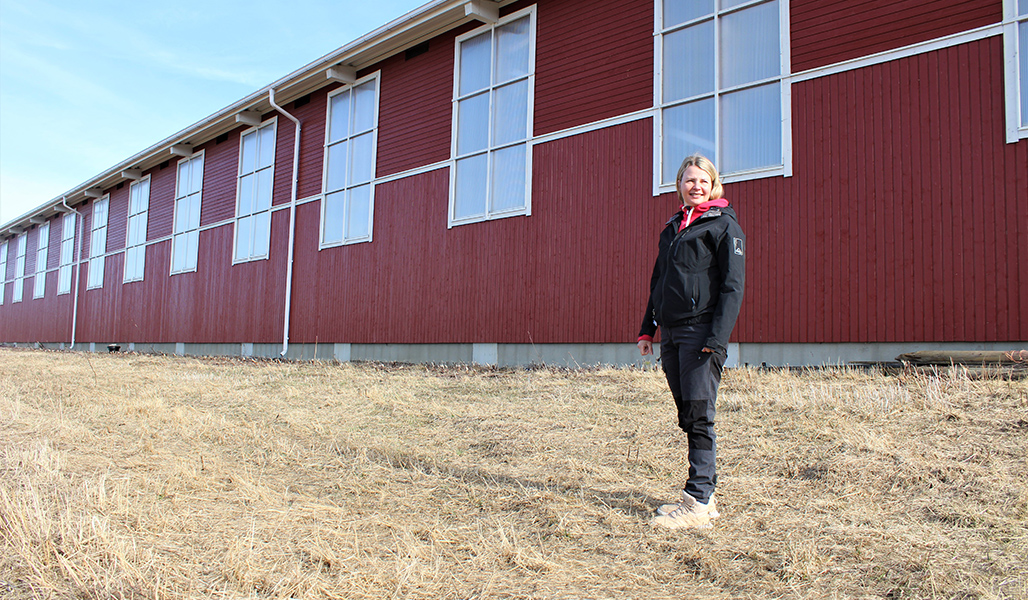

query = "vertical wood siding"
[
  {"left": 374, "top": 28, "right": 465, "bottom": 178},
  {"left": 791, "top": 0, "right": 1001, "bottom": 72},
  {"left": 734, "top": 36, "right": 1027, "bottom": 344},
  {"left": 533, "top": 0, "right": 653, "bottom": 136}
]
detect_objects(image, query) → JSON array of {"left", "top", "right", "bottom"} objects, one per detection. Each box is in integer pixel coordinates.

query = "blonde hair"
[{"left": 675, "top": 154, "right": 723, "bottom": 202}]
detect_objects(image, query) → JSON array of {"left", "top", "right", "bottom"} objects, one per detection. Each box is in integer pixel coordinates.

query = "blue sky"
[{"left": 0, "top": 0, "right": 427, "bottom": 224}]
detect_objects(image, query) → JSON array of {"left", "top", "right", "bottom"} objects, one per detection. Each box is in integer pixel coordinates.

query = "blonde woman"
[{"left": 638, "top": 154, "right": 745, "bottom": 529}]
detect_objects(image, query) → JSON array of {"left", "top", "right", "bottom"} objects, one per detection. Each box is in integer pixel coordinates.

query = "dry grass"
[{"left": 1, "top": 348, "right": 1025, "bottom": 599}]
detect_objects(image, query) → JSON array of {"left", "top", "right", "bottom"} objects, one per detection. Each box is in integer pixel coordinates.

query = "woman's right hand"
[{"left": 637, "top": 340, "right": 653, "bottom": 356}]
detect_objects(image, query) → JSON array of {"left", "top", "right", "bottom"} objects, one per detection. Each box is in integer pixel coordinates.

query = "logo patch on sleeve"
[{"left": 733, "top": 237, "right": 744, "bottom": 256}]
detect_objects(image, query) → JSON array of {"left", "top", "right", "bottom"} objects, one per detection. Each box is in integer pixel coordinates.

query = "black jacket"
[{"left": 639, "top": 205, "right": 746, "bottom": 352}]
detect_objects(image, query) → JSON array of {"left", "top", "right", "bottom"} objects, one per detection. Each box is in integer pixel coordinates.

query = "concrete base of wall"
[{"left": 7, "top": 340, "right": 1026, "bottom": 368}]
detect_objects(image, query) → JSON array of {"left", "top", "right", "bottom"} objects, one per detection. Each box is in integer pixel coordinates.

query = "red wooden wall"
[
  {"left": 791, "top": 0, "right": 1001, "bottom": 72},
  {"left": 2, "top": 0, "right": 1025, "bottom": 351}
]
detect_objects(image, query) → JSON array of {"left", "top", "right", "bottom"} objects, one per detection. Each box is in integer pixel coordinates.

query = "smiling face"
[{"left": 679, "top": 165, "right": 713, "bottom": 208}]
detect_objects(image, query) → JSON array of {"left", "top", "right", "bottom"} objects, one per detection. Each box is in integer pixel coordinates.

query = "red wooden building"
[{"left": 1, "top": 0, "right": 1026, "bottom": 366}]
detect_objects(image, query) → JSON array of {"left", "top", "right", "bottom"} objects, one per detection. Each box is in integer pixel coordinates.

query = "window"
[
  {"left": 450, "top": 7, "right": 536, "bottom": 226},
  {"left": 58, "top": 213, "right": 76, "bottom": 295},
  {"left": 234, "top": 120, "right": 276, "bottom": 262},
  {"left": 33, "top": 222, "right": 49, "bottom": 299},
  {"left": 322, "top": 75, "right": 379, "bottom": 246},
  {"left": 173, "top": 152, "right": 204, "bottom": 273},
  {"left": 1005, "top": 0, "right": 1028, "bottom": 141},
  {"left": 13, "top": 234, "right": 26, "bottom": 302},
  {"left": 87, "top": 197, "right": 109, "bottom": 290},
  {"left": 124, "top": 177, "right": 150, "bottom": 282},
  {"left": 0, "top": 241, "right": 7, "bottom": 305},
  {"left": 657, "top": 0, "right": 789, "bottom": 186}
]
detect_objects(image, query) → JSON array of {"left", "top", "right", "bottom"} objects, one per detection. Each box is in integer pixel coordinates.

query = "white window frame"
[
  {"left": 13, "top": 233, "right": 26, "bottom": 303},
  {"left": 321, "top": 72, "right": 381, "bottom": 248},
  {"left": 0, "top": 241, "right": 8, "bottom": 305},
  {"left": 58, "top": 213, "right": 76, "bottom": 295},
  {"left": 233, "top": 118, "right": 277, "bottom": 263},
  {"left": 87, "top": 196, "right": 109, "bottom": 290},
  {"left": 654, "top": 0, "right": 792, "bottom": 194},
  {"left": 172, "top": 150, "right": 205, "bottom": 274},
  {"left": 33, "top": 222, "right": 49, "bottom": 299},
  {"left": 124, "top": 176, "right": 150, "bottom": 283},
  {"left": 1004, "top": 0, "right": 1028, "bottom": 142},
  {"left": 448, "top": 5, "right": 537, "bottom": 228}
]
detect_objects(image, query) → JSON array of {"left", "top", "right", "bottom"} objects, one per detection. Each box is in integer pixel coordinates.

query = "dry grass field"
[{"left": 1, "top": 348, "right": 1026, "bottom": 599}]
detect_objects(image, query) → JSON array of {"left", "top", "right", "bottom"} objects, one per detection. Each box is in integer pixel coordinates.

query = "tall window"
[
  {"left": 450, "top": 7, "right": 536, "bottom": 226},
  {"left": 33, "top": 222, "right": 49, "bottom": 299},
  {"left": 235, "top": 120, "right": 276, "bottom": 262},
  {"left": 173, "top": 152, "right": 204, "bottom": 273},
  {"left": 87, "top": 197, "right": 109, "bottom": 290},
  {"left": 1005, "top": 0, "right": 1028, "bottom": 141},
  {"left": 657, "top": 0, "right": 789, "bottom": 185},
  {"left": 13, "top": 234, "right": 26, "bottom": 303},
  {"left": 322, "top": 76, "right": 379, "bottom": 246},
  {"left": 0, "top": 241, "right": 7, "bottom": 305},
  {"left": 124, "top": 177, "right": 150, "bottom": 282},
  {"left": 58, "top": 213, "right": 76, "bottom": 295}
]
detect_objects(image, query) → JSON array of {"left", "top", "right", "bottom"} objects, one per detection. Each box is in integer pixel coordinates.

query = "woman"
[{"left": 638, "top": 154, "right": 745, "bottom": 530}]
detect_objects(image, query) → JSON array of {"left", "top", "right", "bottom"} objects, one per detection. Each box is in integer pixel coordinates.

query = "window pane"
[
  {"left": 454, "top": 154, "right": 488, "bottom": 220},
  {"left": 173, "top": 234, "right": 187, "bottom": 273},
  {"left": 136, "top": 245, "right": 146, "bottom": 278},
  {"left": 255, "top": 169, "right": 273, "bottom": 211},
  {"left": 490, "top": 144, "right": 526, "bottom": 213},
  {"left": 178, "top": 162, "right": 190, "bottom": 198},
  {"left": 235, "top": 216, "right": 252, "bottom": 260},
  {"left": 457, "top": 93, "right": 490, "bottom": 155},
  {"left": 1021, "top": 21, "right": 1028, "bottom": 127},
  {"left": 495, "top": 16, "right": 530, "bottom": 84},
  {"left": 720, "top": 0, "right": 752, "bottom": 10},
  {"left": 350, "top": 132, "right": 374, "bottom": 185},
  {"left": 352, "top": 81, "right": 376, "bottom": 133},
  {"left": 664, "top": 0, "right": 713, "bottom": 28},
  {"left": 252, "top": 211, "right": 271, "bottom": 256},
  {"left": 241, "top": 131, "right": 257, "bottom": 173},
  {"left": 664, "top": 21, "right": 714, "bottom": 103},
  {"left": 1019, "top": 0, "right": 1027, "bottom": 16},
  {"left": 346, "top": 184, "right": 371, "bottom": 240},
  {"left": 175, "top": 199, "right": 189, "bottom": 234},
  {"left": 323, "top": 191, "right": 345, "bottom": 245},
  {"left": 326, "top": 141, "right": 348, "bottom": 192},
  {"left": 258, "top": 125, "right": 276, "bottom": 168},
  {"left": 187, "top": 230, "right": 199, "bottom": 270},
  {"left": 459, "top": 32, "right": 491, "bottom": 96},
  {"left": 190, "top": 156, "right": 204, "bottom": 194},
  {"left": 238, "top": 174, "right": 255, "bottom": 216},
  {"left": 721, "top": 83, "right": 781, "bottom": 172},
  {"left": 662, "top": 99, "right": 715, "bottom": 184},
  {"left": 720, "top": 0, "right": 780, "bottom": 88},
  {"left": 188, "top": 195, "right": 201, "bottom": 230},
  {"left": 492, "top": 80, "right": 529, "bottom": 146},
  {"left": 329, "top": 91, "right": 351, "bottom": 143}
]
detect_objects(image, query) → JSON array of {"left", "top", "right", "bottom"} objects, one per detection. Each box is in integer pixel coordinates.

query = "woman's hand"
[{"left": 638, "top": 340, "right": 653, "bottom": 356}]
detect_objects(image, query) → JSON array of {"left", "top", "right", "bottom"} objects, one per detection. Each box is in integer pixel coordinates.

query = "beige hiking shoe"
[
  {"left": 657, "top": 492, "right": 716, "bottom": 516},
  {"left": 651, "top": 494, "right": 719, "bottom": 530}
]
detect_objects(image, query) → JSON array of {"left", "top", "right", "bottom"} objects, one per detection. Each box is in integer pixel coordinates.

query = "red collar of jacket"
[{"left": 679, "top": 198, "right": 729, "bottom": 230}]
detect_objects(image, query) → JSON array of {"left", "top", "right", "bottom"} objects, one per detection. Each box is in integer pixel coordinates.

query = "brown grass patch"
[{"left": 1, "top": 348, "right": 1025, "bottom": 599}]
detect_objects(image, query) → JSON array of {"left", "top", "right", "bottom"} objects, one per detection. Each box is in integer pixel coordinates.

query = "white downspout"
[
  {"left": 61, "top": 196, "right": 83, "bottom": 349},
  {"left": 268, "top": 88, "right": 301, "bottom": 358}
]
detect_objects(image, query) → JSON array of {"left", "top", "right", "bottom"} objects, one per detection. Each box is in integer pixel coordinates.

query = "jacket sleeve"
[
  {"left": 705, "top": 220, "right": 746, "bottom": 352},
  {"left": 638, "top": 253, "right": 661, "bottom": 340}
]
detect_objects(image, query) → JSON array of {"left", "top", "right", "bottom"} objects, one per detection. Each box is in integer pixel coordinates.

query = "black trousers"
[{"left": 660, "top": 323, "right": 725, "bottom": 504}]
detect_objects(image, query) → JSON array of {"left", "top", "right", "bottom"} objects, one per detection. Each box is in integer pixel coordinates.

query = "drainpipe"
[
  {"left": 61, "top": 196, "right": 83, "bottom": 349},
  {"left": 268, "top": 88, "right": 301, "bottom": 358}
]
